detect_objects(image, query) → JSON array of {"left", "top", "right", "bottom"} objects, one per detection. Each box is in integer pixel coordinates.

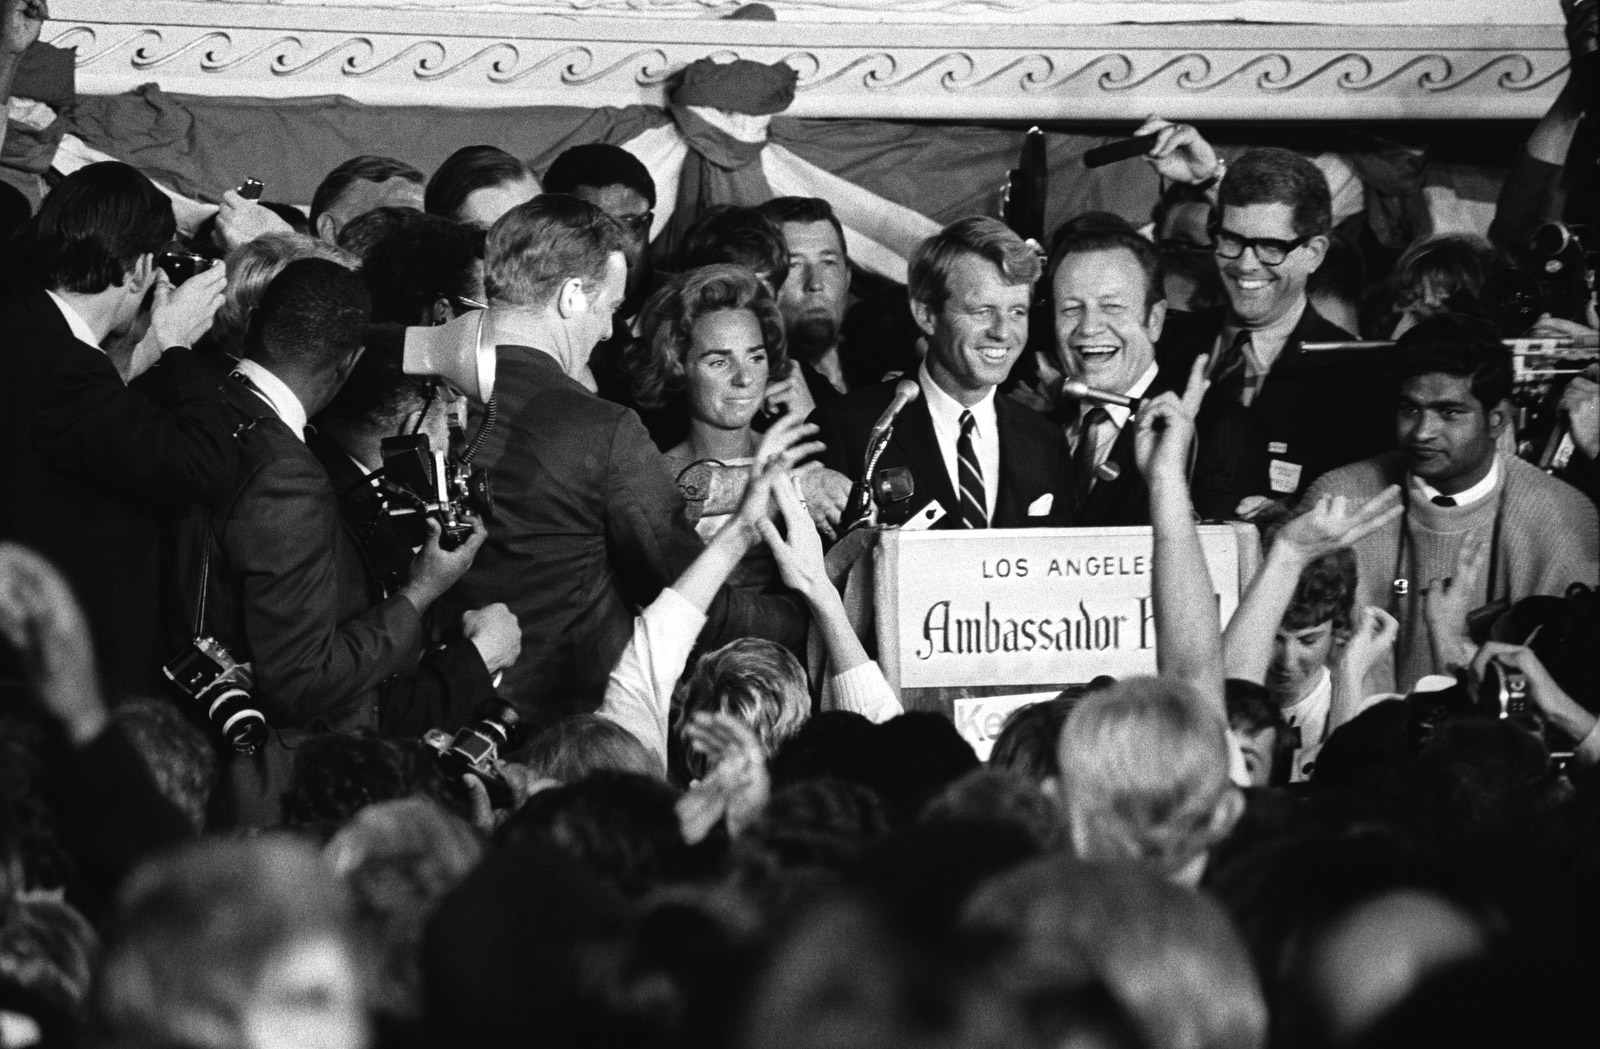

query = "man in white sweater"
[{"left": 1300, "top": 314, "right": 1599, "bottom": 694}]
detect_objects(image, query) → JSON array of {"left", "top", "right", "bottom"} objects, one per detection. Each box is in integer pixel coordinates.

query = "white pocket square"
[{"left": 1027, "top": 494, "right": 1054, "bottom": 517}]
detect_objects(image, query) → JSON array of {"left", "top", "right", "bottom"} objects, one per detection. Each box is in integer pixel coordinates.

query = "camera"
[
  {"left": 1484, "top": 222, "right": 1594, "bottom": 335},
  {"left": 1477, "top": 657, "right": 1531, "bottom": 720},
  {"left": 421, "top": 701, "right": 527, "bottom": 805},
  {"left": 378, "top": 430, "right": 493, "bottom": 551},
  {"left": 163, "top": 637, "right": 268, "bottom": 754},
  {"left": 156, "top": 250, "right": 216, "bottom": 287},
  {"left": 238, "top": 177, "right": 265, "bottom": 201}
]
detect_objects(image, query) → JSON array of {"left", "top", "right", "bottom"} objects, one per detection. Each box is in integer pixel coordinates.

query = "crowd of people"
[{"left": 2, "top": 0, "right": 1599, "bottom": 1047}]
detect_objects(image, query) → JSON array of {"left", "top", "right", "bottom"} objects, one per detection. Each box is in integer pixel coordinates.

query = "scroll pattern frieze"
[{"left": 45, "top": 18, "right": 1568, "bottom": 119}]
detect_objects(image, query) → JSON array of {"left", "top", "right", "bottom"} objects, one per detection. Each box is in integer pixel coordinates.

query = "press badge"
[
  {"left": 902, "top": 501, "right": 947, "bottom": 530},
  {"left": 1267, "top": 441, "right": 1289, "bottom": 455},
  {"left": 1269, "top": 459, "right": 1303, "bottom": 494}
]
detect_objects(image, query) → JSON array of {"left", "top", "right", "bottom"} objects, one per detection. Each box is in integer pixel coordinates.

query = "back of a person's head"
[
  {"left": 280, "top": 730, "right": 416, "bottom": 835},
  {"left": 1415, "top": 717, "right": 1562, "bottom": 838},
  {"left": 1218, "top": 146, "right": 1332, "bottom": 240},
  {"left": 861, "top": 713, "right": 982, "bottom": 824},
  {"left": 732, "top": 778, "right": 894, "bottom": 912},
  {"left": 920, "top": 767, "right": 1066, "bottom": 853},
  {"left": 310, "top": 154, "right": 425, "bottom": 232},
  {"left": 525, "top": 714, "right": 664, "bottom": 783},
  {"left": 218, "top": 232, "right": 355, "bottom": 352},
  {"left": 1392, "top": 312, "right": 1512, "bottom": 410},
  {"left": 497, "top": 772, "right": 703, "bottom": 897},
  {"left": 484, "top": 193, "right": 627, "bottom": 309},
  {"left": 541, "top": 142, "right": 657, "bottom": 208},
  {"left": 337, "top": 206, "right": 483, "bottom": 325},
  {"left": 987, "top": 692, "right": 1084, "bottom": 784},
  {"left": 963, "top": 856, "right": 1266, "bottom": 1049},
  {"left": 32, "top": 161, "right": 174, "bottom": 294},
  {"left": 769, "top": 710, "right": 876, "bottom": 787},
  {"left": 109, "top": 697, "right": 217, "bottom": 833},
  {"left": 678, "top": 638, "right": 809, "bottom": 778},
  {"left": 1057, "top": 677, "right": 1238, "bottom": 877},
  {"left": 677, "top": 205, "right": 789, "bottom": 289},
  {"left": 425, "top": 145, "right": 535, "bottom": 222},
  {"left": 92, "top": 836, "right": 356, "bottom": 1048},
  {"left": 245, "top": 257, "right": 371, "bottom": 373},
  {"left": 323, "top": 797, "right": 483, "bottom": 1020}
]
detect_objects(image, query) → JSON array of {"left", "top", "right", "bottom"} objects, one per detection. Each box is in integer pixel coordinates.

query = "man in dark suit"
[
  {"left": 448, "top": 195, "right": 806, "bottom": 726},
  {"left": 1047, "top": 214, "right": 1261, "bottom": 525},
  {"left": 812, "top": 216, "right": 1074, "bottom": 530},
  {"left": 1138, "top": 137, "right": 1394, "bottom": 502},
  {"left": 177, "top": 261, "right": 482, "bottom": 732},
  {"left": 311, "top": 325, "right": 519, "bottom": 735},
  {"left": 1, "top": 161, "right": 236, "bottom": 695}
]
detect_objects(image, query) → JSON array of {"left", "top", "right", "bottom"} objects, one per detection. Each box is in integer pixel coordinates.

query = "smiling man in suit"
[
  {"left": 812, "top": 216, "right": 1073, "bottom": 529},
  {"left": 1050, "top": 213, "right": 1261, "bottom": 525}
]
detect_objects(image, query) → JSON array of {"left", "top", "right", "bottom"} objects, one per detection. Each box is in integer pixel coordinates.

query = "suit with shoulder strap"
[{"left": 812, "top": 377, "right": 1075, "bottom": 529}]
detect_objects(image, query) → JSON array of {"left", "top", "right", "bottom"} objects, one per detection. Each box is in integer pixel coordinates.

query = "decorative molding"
[{"left": 48, "top": 1, "right": 1568, "bottom": 119}]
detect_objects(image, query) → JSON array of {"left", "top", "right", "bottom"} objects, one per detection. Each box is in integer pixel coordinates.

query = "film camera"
[
  {"left": 377, "top": 398, "right": 494, "bottom": 550},
  {"left": 422, "top": 701, "right": 527, "bottom": 805},
  {"left": 162, "top": 636, "right": 268, "bottom": 754},
  {"left": 1477, "top": 657, "right": 1532, "bottom": 721},
  {"left": 1484, "top": 222, "right": 1594, "bottom": 336},
  {"left": 155, "top": 250, "right": 216, "bottom": 287}
]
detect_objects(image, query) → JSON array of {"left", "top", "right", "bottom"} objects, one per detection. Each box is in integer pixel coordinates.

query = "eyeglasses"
[
  {"left": 615, "top": 211, "right": 654, "bottom": 237},
  {"left": 1210, "top": 227, "right": 1313, "bottom": 267}
]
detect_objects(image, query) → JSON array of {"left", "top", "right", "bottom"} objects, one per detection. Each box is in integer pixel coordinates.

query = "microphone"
[
  {"left": 1082, "top": 133, "right": 1159, "bottom": 169},
  {"left": 869, "top": 379, "right": 922, "bottom": 441},
  {"left": 1061, "top": 378, "right": 1135, "bottom": 408}
]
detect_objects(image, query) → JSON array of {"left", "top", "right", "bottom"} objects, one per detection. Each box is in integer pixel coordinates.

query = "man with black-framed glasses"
[{"left": 1136, "top": 126, "right": 1395, "bottom": 504}]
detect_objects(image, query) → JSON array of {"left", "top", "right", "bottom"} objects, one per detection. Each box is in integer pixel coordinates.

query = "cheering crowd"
[{"left": 2, "top": 0, "right": 1599, "bottom": 1046}]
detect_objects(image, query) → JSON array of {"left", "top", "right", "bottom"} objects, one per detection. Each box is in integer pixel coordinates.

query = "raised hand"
[
  {"left": 1471, "top": 640, "right": 1595, "bottom": 745},
  {"left": 761, "top": 365, "right": 818, "bottom": 422},
  {"left": 757, "top": 471, "right": 829, "bottom": 600},
  {"left": 752, "top": 410, "right": 825, "bottom": 474},
  {"left": 1275, "top": 487, "right": 1403, "bottom": 565},
  {"left": 1423, "top": 532, "right": 1488, "bottom": 670},
  {"left": 1133, "top": 116, "right": 1224, "bottom": 185},
  {"left": 1, "top": 1, "right": 48, "bottom": 57},
  {"left": 148, "top": 261, "right": 227, "bottom": 351},
  {"left": 462, "top": 602, "right": 521, "bottom": 675},
  {"left": 793, "top": 464, "right": 851, "bottom": 540},
  {"left": 403, "top": 517, "right": 487, "bottom": 612},
  {"left": 675, "top": 711, "right": 770, "bottom": 844},
  {"left": 1133, "top": 353, "right": 1209, "bottom": 483},
  {"left": 1339, "top": 606, "right": 1399, "bottom": 684},
  {"left": 214, "top": 188, "right": 294, "bottom": 252}
]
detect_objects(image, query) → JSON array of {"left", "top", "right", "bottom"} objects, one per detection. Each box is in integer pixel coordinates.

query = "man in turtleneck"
[{"left": 1298, "top": 314, "right": 1598, "bottom": 694}]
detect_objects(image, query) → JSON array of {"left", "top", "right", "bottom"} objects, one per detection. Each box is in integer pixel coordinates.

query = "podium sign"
[{"left": 874, "top": 526, "right": 1249, "bottom": 694}]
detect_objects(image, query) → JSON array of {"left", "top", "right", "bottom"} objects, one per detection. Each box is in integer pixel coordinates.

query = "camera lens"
[{"left": 205, "top": 685, "right": 268, "bottom": 754}]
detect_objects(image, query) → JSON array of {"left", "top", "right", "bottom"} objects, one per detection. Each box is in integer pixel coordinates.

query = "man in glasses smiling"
[{"left": 1137, "top": 126, "right": 1395, "bottom": 505}]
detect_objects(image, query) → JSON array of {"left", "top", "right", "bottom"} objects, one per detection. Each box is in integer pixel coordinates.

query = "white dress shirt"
[
  {"left": 232, "top": 358, "right": 309, "bottom": 442},
  {"left": 919, "top": 361, "right": 999, "bottom": 522},
  {"left": 1214, "top": 295, "right": 1306, "bottom": 376},
  {"left": 45, "top": 290, "right": 102, "bottom": 351},
  {"left": 1412, "top": 456, "right": 1500, "bottom": 508}
]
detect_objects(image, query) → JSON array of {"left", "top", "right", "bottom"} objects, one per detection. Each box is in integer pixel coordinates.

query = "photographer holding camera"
[
  {"left": 2, "top": 161, "right": 234, "bottom": 697},
  {"left": 174, "top": 259, "right": 484, "bottom": 826}
]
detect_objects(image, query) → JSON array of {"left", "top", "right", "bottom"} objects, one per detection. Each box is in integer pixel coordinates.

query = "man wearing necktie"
[
  {"left": 1049, "top": 214, "right": 1261, "bottom": 526},
  {"left": 1132, "top": 130, "right": 1396, "bottom": 503},
  {"left": 813, "top": 217, "right": 1073, "bottom": 530}
]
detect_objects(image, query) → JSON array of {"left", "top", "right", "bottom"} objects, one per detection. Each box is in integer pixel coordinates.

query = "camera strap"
[{"left": 192, "top": 506, "right": 213, "bottom": 640}]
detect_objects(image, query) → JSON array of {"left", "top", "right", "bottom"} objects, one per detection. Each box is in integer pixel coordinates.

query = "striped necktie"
[{"left": 957, "top": 410, "right": 987, "bottom": 529}]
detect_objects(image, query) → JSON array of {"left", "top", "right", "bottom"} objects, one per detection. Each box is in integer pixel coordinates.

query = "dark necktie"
[
  {"left": 1431, "top": 494, "right": 1457, "bottom": 508},
  {"left": 1211, "top": 329, "right": 1253, "bottom": 406},
  {"left": 1074, "top": 405, "right": 1112, "bottom": 503},
  {"left": 957, "top": 410, "right": 986, "bottom": 529}
]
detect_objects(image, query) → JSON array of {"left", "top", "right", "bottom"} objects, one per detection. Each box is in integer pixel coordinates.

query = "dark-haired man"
[
  {"left": 310, "top": 155, "right": 426, "bottom": 244},
  {"left": 175, "top": 260, "right": 482, "bottom": 822},
  {"left": 542, "top": 142, "right": 657, "bottom": 302},
  {"left": 1049, "top": 213, "right": 1259, "bottom": 525},
  {"left": 1142, "top": 128, "right": 1394, "bottom": 502},
  {"left": 1, "top": 160, "right": 234, "bottom": 692},
  {"left": 757, "top": 196, "right": 854, "bottom": 401},
  {"left": 450, "top": 195, "right": 805, "bottom": 725},
  {"left": 812, "top": 216, "right": 1074, "bottom": 529},
  {"left": 1300, "top": 314, "right": 1598, "bottom": 692}
]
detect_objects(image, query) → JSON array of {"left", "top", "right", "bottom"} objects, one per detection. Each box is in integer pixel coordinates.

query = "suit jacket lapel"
[{"left": 891, "top": 397, "right": 958, "bottom": 519}]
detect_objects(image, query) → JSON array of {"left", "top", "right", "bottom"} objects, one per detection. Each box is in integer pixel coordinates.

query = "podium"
[{"left": 864, "top": 525, "right": 1259, "bottom": 750}]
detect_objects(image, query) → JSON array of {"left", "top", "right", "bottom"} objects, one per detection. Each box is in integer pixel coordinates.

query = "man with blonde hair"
[
  {"left": 813, "top": 216, "right": 1074, "bottom": 528},
  {"left": 1056, "top": 676, "right": 1244, "bottom": 886}
]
